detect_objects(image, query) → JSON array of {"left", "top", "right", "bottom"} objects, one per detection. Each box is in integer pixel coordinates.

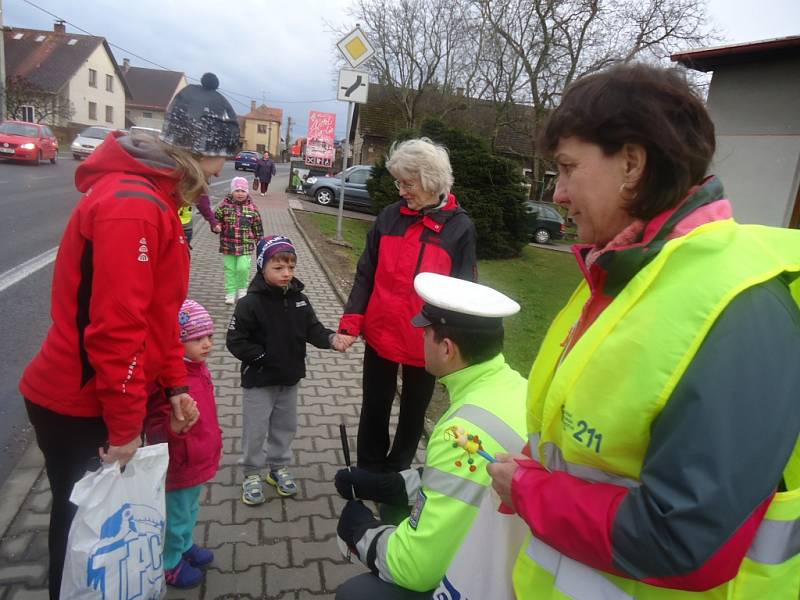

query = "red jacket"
[
  {"left": 20, "top": 132, "right": 190, "bottom": 445},
  {"left": 144, "top": 360, "right": 222, "bottom": 491},
  {"left": 338, "top": 195, "right": 477, "bottom": 365}
]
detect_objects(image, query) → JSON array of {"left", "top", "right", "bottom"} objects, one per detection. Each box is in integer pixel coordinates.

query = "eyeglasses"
[{"left": 393, "top": 180, "right": 417, "bottom": 191}]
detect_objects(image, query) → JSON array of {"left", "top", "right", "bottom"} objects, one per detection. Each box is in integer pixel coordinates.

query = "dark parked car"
[
  {"left": 302, "top": 165, "right": 372, "bottom": 210},
  {"left": 234, "top": 151, "right": 259, "bottom": 171},
  {"left": 525, "top": 201, "right": 565, "bottom": 244}
]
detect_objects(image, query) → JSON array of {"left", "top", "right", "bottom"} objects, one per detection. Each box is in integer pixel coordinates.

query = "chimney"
[
  {"left": 54, "top": 20, "right": 66, "bottom": 34},
  {"left": 250, "top": 100, "right": 257, "bottom": 112},
  {"left": 122, "top": 58, "right": 130, "bottom": 72}
]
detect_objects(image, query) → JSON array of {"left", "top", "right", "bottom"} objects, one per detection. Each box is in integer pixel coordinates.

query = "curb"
[
  {"left": 288, "top": 207, "right": 350, "bottom": 306},
  {"left": 0, "top": 435, "right": 44, "bottom": 538}
]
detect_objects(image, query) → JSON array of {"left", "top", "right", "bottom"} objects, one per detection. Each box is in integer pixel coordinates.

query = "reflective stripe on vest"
[
  {"left": 747, "top": 518, "right": 800, "bottom": 565},
  {"left": 526, "top": 536, "right": 632, "bottom": 600},
  {"left": 451, "top": 404, "right": 526, "bottom": 454},
  {"left": 421, "top": 467, "right": 484, "bottom": 507},
  {"left": 528, "top": 433, "right": 640, "bottom": 489}
]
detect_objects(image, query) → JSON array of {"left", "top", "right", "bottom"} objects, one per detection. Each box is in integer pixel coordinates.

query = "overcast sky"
[{"left": 4, "top": 0, "right": 799, "bottom": 140}]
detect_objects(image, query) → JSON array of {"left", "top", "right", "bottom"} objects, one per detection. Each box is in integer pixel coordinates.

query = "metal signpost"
[{"left": 334, "top": 26, "right": 374, "bottom": 240}]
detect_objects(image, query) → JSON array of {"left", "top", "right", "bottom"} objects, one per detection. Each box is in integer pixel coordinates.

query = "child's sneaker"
[
  {"left": 266, "top": 466, "right": 297, "bottom": 497},
  {"left": 182, "top": 544, "right": 214, "bottom": 568},
  {"left": 165, "top": 558, "right": 203, "bottom": 588},
  {"left": 225, "top": 292, "right": 235, "bottom": 305},
  {"left": 241, "top": 474, "right": 266, "bottom": 505},
  {"left": 236, "top": 288, "right": 247, "bottom": 300}
]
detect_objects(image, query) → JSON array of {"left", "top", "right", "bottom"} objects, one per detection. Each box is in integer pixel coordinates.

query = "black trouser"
[
  {"left": 336, "top": 573, "right": 433, "bottom": 600},
  {"left": 183, "top": 223, "right": 193, "bottom": 245},
  {"left": 357, "top": 344, "right": 436, "bottom": 472},
  {"left": 24, "top": 399, "right": 108, "bottom": 600},
  {"left": 259, "top": 179, "right": 271, "bottom": 194}
]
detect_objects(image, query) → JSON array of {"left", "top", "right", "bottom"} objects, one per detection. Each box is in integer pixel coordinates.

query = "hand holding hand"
[
  {"left": 213, "top": 224, "right": 222, "bottom": 233},
  {"left": 331, "top": 334, "right": 353, "bottom": 352},
  {"left": 169, "top": 393, "right": 199, "bottom": 433},
  {"left": 99, "top": 435, "right": 142, "bottom": 466},
  {"left": 335, "top": 334, "right": 357, "bottom": 351},
  {"left": 487, "top": 453, "right": 526, "bottom": 509}
]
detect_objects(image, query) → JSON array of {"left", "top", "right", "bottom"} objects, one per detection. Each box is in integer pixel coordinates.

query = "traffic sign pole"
[
  {"left": 336, "top": 101, "right": 354, "bottom": 241},
  {"left": 334, "top": 26, "right": 374, "bottom": 241}
]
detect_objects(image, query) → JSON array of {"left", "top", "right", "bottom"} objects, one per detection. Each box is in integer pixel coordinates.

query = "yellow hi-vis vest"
[
  {"left": 178, "top": 205, "right": 192, "bottom": 225},
  {"left": 514, "top": 220, "right": 800, "bottom": 599}
]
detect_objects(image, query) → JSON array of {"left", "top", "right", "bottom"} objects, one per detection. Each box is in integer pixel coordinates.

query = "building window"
[
  {"left": 257, "top": 124, "right": 267, "bottom": 134},
  {"left": 256, "top": 144, "right": 266, "bottom": 154},
  {"left": 106, "top": 74, "right": 114, "bottom": 92},
  {"left": 89, "top": 69, "right": 97, "bottom": 88},
  {"left": 142, "top": 111, "right": 153, "bottom": 119},
  {"left": 88, "top": 102, "right": 97, "bottom": 120},
  {"left": 105, "top": 105, "right": 114, "bottom": 123},
  {"left": 20, "top": 105, "right": 35, "bottom": 122}
]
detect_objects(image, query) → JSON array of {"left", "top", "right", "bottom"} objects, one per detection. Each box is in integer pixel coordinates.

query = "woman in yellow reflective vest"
[{"left": 488, "top": 63, "right": 800, "bottom": 599}]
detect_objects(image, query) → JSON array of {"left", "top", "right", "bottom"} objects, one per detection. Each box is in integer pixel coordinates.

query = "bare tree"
[
  {"left": 476, "top": 0, "right": 716, "bottom": 178},
  {"left": 345, "top": 0, "right": 482, "bottom": 128},
  {"left": 5, "top": 76, "right": 75, "bottom": 124}
]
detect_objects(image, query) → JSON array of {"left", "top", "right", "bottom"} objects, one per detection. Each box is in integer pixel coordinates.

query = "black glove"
[
  {"left": 334, "top": 468, "right": 407, "bottom": 504},
  {"left": 337, "top": 500, "right": 382, "bottom": 561}
]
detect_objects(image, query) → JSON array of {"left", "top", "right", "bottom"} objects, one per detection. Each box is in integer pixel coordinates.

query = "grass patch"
[
  {"left": 307, "top": 213, "right": 371, "bottom": 269},
  {"left": 478, "top": 246, "right": 581, "bottom": 375}
]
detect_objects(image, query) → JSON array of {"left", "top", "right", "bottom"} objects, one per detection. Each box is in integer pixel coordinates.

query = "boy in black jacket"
[{"left": 227, "top": 235, "right": 345, "bottom": 505}]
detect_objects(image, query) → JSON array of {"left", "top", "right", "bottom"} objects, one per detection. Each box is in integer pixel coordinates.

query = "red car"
[{"left": 0, "top": 120, "right": 59, "bottom": 165}]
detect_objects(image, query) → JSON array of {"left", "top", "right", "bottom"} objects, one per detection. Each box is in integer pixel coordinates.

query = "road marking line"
[
  {"left": 209, "top": 177, "right": 234, "bottom": 188},
  {"left": 0, "top": 247, "right": 59, "bottom": 293},
  {"left": 30, "top": 174, "right": 61, "bottom": 180}
]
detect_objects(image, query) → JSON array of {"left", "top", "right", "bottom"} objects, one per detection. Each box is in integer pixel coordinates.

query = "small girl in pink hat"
[
  {"left": 215, "top": 176, "right": 264, "bottom": 304},
  {"left": 144, "top": 299, "right": 222, "bottom": 588}
]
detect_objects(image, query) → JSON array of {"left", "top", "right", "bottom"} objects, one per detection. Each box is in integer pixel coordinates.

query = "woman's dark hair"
[
  {"left": 431, "top": 323, "right": 504, "bottom": 366},
  {"left": 539, "top": 63, "right": 715, "bottom": 219}
]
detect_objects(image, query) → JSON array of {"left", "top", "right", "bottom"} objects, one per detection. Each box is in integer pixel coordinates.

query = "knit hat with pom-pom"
[{"left": 159, "top": 72, "right": 241, "bottom": 157}]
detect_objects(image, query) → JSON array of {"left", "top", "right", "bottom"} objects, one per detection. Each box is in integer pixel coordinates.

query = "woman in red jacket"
[
  {"left": 19, "top": 72, "right": 239, "bottom": 599},
  {"left": 338, "top": 138, "right": 477, "bottom": 474}
]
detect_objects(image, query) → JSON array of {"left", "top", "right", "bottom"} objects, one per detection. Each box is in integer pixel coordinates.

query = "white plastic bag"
[
  {"left": 433, "top": 488, "right": 528, "bottom": 600},
  {"left": 60, "top": 443, "right": 169, "bottom": 600}
]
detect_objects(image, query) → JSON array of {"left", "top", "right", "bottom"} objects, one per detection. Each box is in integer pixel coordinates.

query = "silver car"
[
  {"left": 302, "top": 165, "right": 373, "bottom": 209},
  {"left": 70, "top": 126, "right": 113, "bottom": 160}
]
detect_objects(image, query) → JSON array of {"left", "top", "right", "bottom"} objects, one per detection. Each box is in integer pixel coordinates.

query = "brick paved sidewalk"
[{"left": 0, "top": 177, "right": 423, "bottom": 599}]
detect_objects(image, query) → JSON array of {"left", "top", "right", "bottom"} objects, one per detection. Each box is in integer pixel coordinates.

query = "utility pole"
[
  {"left": 0, "top": 0, "right": 6, "bottom": 122},
  {"left": 285, "top": 116, "right": 293, "bottom": 158}
]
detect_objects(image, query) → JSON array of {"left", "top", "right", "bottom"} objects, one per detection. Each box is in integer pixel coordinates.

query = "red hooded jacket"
[
  {"left": 144, "top": 360, "right": 222, "bottom": 491},
  {"left": 20, "top": 132, "right": 190, "bottom": 445}
]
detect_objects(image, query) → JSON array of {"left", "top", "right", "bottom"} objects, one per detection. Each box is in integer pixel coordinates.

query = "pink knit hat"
[
  {"left": 178, "top": 299, "right": 214, "bottom": 342},
  {"left": 231, "top": 176, "right": 249, "bottom": 192}
]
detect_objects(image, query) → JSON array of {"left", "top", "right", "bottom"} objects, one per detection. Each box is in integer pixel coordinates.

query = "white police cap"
[{"left": 411, "top": 272, "right": 521, "bottom": 329}]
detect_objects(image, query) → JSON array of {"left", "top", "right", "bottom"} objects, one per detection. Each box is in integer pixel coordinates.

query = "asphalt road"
[{"left": 0, "top": 156, "right": 286, "bottom": 486}]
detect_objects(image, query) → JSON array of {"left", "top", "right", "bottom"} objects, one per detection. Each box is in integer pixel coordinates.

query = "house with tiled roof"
[
  {"left": 3, "top": 22, "right": 130, "bottom": 130},
  {"left": 672, "top": 36, "right": 800, "bottom": 228},
  {"left": 240, "top": 101, "right": 283, "bottom": 156},
  {"left": 349, "top": 83, "right": 536, "bottom": 166},
  {"left": 120, "top": 59, "right": 188, "bottom": 131}
]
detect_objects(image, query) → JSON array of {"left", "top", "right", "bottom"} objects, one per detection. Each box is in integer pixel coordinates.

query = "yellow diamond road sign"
[{"left": 337, "top": 27, "right": 375, "bottom": 69}]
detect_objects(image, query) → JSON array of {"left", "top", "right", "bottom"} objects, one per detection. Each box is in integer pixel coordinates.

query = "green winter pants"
[
  {"left": 163, "top": 484, "right": 203, "bottom": 570},
  {"left": 223, "top": 254, "right": 251, "bottom": 294}
]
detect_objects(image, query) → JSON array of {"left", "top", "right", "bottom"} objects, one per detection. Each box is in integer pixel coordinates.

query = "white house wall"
[
  {"left": 706, "top": 56, "right": 800, "bottom": 226},
  {"left": 67, "top": 44, "right": 126, "bottom": 130},
  {"left": 126, "top": 108, "right": 166, "bottom": 130}
]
